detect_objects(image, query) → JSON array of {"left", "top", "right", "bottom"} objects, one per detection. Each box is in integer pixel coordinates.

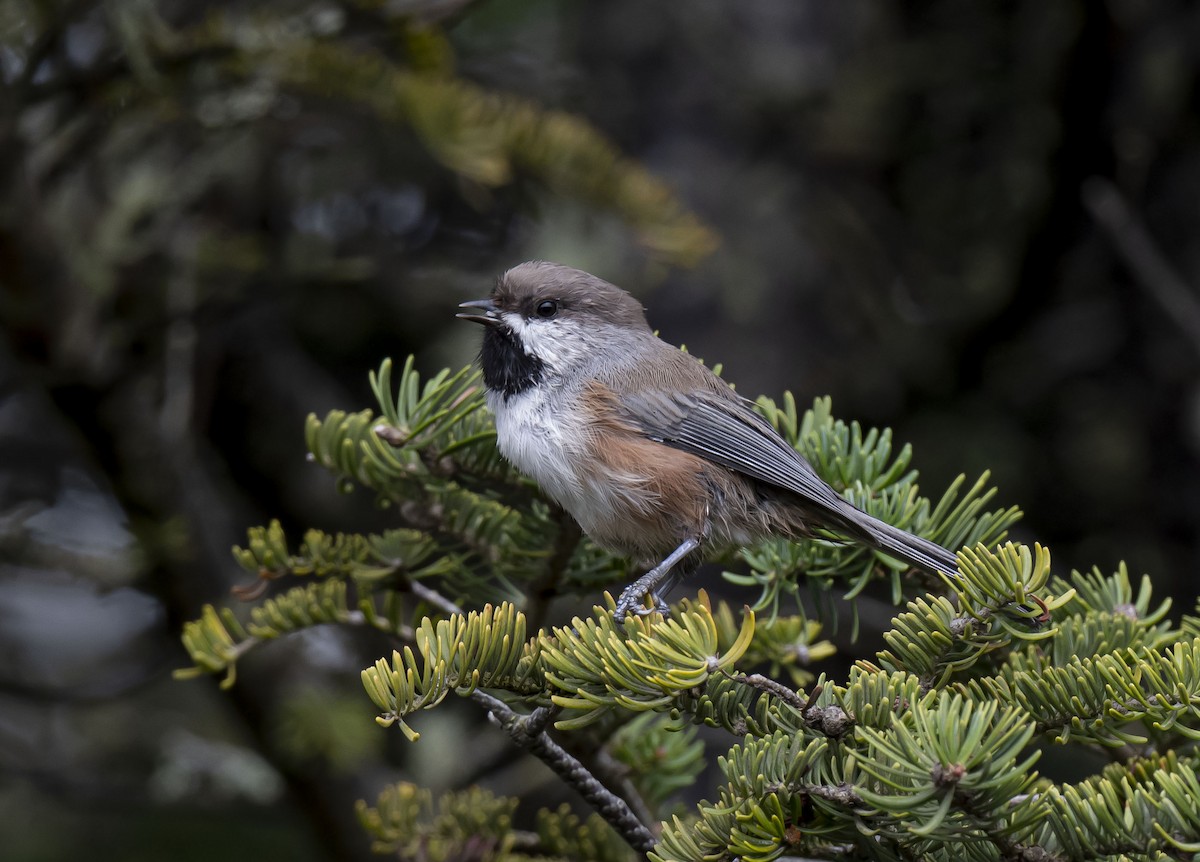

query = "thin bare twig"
[
  {"left": 589, "top": 748, "right": 658, "bottom": 837},
  {"left": 1083, "top": 176, "right": 1200, "bottom": 352},
  {"left": 470, "top": 690, "right": 657, "bottom": 855},
  {"left": 409, "top": 580, "right": 464, "bottom": 616}
]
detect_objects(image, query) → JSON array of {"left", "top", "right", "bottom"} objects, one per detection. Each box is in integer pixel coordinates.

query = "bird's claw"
[{"left": 613, "top": 587, "right": 671, "bottom": 623}]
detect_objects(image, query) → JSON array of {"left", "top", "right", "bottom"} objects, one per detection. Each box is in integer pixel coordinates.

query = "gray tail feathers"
[{"left": 833, "top": 501, "right": 960, "bottom": 577}]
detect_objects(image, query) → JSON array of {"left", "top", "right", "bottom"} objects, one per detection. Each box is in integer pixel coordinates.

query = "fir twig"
[
  {"left": 472, "top": 690, "right": 657, "bottom": 854},
  {"left": 410, "top": 580, "right": 464, "bottom": 617}
]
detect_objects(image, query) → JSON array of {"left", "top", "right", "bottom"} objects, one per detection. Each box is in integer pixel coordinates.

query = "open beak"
[{"left": 456, "top": 298, "right": 501, "bottom": 326}]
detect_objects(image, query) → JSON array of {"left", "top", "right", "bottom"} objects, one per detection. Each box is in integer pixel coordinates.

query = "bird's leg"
[{"left": 613, "top": 536, "right": 701, "bottom": 623}]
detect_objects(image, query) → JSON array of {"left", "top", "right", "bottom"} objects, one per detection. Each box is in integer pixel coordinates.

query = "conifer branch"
[{"left": 175, "top": 353, "right": 1200, "bottom": 861}]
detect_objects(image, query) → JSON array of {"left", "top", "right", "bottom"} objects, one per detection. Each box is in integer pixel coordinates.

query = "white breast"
[
  {"left": 487, "top": 387, "right": 655, "bottom": 540},
  {"left": 488, "top": 386, "right": 582, "bottom": 503}
]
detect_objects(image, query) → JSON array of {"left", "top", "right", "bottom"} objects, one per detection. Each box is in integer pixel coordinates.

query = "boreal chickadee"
[{"left": 458, "top": 261, "right": 961, "bottom": 621}]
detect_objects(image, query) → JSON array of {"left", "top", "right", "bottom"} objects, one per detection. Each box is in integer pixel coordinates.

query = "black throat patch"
[{"left": 480, "top": 325, "right": 546, "bottom": 399}]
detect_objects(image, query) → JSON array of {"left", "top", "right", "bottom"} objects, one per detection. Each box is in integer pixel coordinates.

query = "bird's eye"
[{"left": 535, "top": 299, "right": 559, "bottom": 319}]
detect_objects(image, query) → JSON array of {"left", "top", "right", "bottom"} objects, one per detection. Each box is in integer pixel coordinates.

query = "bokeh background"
[{"left": 2, "top": 1, "right": 1199, "bottom": 859}]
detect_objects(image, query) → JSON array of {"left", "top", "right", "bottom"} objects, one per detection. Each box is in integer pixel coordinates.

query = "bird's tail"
[{"left": 831, "top": 499, "right": 960, "bottom": 577}]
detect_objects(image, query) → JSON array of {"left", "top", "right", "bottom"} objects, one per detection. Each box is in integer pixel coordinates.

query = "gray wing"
[
  {"left": 615, "top": 386, "right": 960, "bottom": 576},
  {"left": 617, "top": 387, "right": 848, "bottom": 513}
]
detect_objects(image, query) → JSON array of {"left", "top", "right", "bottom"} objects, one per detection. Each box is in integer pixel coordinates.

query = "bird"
[{"left": 457, "top": 261, "right": 961, "bottom": 622}]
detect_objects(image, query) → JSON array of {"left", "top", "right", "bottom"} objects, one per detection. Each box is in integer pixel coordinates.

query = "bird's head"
[{"left": 458, "top": 261, "right": 649, "bottom": 396}]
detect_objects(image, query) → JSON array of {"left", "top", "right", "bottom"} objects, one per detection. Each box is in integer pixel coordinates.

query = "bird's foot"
[
  {"left": 613, "top": 578, "right": 671, "bottom": 623},
  {"left": 611, "top": 536, "right": 700, "bottom": 623}
]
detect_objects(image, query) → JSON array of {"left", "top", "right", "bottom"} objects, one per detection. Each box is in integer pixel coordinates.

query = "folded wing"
[{"left": 616, "top": 387, "right": 960, "bottom": 577}]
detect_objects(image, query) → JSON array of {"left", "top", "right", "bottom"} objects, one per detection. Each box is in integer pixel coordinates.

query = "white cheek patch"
[
  {"left": 502, "top": 312, "right": 527, "bottom": 335},
  {"left": 503, "top": 313, "right": 590, "bottom": 373}
]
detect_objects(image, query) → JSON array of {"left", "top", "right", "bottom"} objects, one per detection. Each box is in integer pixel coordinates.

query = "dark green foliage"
[
  {"left": 534, "top": 805, "right": 637, "bottom": 861},
  {"left": 356, "top": 783, "right": 522, "bottom": 860},
  {"left": 608, "top": 715, "right": 705, "bottom": 811},
  {"left": 189, "top": 14, "right": 718, "bottom": 268}
]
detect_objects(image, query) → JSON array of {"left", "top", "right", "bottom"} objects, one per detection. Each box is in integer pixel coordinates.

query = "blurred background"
[{"left": 2, "top": 0, "right": 1199, "bottom": 859}]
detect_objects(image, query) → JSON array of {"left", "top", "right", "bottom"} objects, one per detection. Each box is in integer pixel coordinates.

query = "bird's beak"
[{"left": 456, "top": 298, "right": 501, "bottom": 326}]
